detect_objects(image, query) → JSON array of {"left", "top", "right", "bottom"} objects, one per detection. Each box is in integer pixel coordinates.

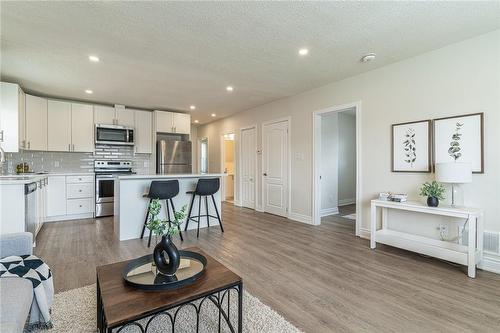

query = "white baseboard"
[
  {"left": 320, "top": 207, "right": 339, "bottom": 217},
  {"left": 287, "top": 212, "right": 313, "bottom": 225},
  {"left": 256, "top": 205, "right": 264, "bottom": 212},
  {"left": 359, "top": 227, "right": 371, "bottom": 240},
  {"left": 338, "top": 198, "right": 356, "bottom": 206},
  {"left": 480, "top": 253, "right": 500, "bottom": 274},
  {"left": 233, "top": 200, "right": 242, "bottom": 207},
  {"left": 44, "top": 212, "right": 94, "bottom": 222}
]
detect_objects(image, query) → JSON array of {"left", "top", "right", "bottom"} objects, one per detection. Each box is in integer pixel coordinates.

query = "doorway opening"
[
  {"left": 313, "top": 103, "right": 361, "bottom": 236},
  {"left": 221, "top": 133, "right": 235, "bottom": 204},
  {"left": 198, "top": 137, "right": 209, "bottom": 174}
]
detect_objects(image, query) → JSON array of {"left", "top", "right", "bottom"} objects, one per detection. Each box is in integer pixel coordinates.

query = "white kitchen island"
[{"left": 114, "top": 174, "right": 225, "bottom": 241}]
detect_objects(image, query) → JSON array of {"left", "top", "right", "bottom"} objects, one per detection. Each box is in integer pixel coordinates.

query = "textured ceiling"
[{"left": 1, "top": 1, "right": 499, "bottom": 124}]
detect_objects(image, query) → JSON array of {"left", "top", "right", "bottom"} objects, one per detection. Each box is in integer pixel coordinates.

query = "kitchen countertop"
[
  {"left": 0, "top": 172, "right": 94, "bottom": 185},
  {"left": 117, "top": 173, "right": 225, "bottom": 180}
]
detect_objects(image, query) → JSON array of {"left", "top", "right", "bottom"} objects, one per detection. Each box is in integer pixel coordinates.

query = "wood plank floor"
[{"left": 35, "top": 203, "right": 500, "bottom": 332}]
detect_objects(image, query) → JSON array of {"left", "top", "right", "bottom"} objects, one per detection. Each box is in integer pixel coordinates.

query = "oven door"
[
  {"left": 95, "top": 125, "right": 134, "bottom": 145},
  {"left": 95, "top": 175, "right": 115, "bottom": 203}
]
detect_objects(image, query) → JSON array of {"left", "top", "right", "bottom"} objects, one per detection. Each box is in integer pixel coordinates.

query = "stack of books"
[{"left": 388, "top": 194, "right": 408, "bottom": 202}]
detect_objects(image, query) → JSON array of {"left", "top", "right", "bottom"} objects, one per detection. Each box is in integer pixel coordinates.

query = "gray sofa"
[{"left": 0, "top": 232, "right": 34, "bottom": 333}]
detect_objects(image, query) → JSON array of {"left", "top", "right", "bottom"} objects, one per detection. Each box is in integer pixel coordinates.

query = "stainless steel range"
[{"left": 94, "top": 160, "right": 133, "bottom": 217}]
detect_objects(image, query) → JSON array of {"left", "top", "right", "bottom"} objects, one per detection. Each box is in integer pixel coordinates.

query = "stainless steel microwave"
[{"left": 95, "top": 124, "right": 134, "bottom": 145}]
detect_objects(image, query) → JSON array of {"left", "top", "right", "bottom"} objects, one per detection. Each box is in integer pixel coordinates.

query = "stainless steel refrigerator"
[{"left": 156, "top": 140, "right": 192, "bottom": 174}]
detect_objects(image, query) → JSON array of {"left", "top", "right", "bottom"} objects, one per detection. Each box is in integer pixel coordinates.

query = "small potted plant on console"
[{"left": 419, "top": 181, "right": 445, "bottom": 207}]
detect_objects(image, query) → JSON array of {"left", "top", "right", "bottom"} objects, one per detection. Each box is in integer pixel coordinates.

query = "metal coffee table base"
[{"left": 97, "top": 280, "right": 243, "bottom": 333}]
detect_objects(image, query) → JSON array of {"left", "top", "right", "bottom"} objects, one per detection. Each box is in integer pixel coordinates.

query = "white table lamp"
[{"left": 435, "top": 162, "right": 472, "bottom": 206}]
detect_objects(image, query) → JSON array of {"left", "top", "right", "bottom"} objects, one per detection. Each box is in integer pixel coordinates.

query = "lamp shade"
[{"left": 435, "top": 162, "right": 472, "bottom": 183}]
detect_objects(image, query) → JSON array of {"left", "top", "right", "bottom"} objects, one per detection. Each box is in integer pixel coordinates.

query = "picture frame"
[
  {"left": 433, "top": 112, "right": 484, "bottom": 173},
  {"left": 391, "top": 119, "right": 432, "bottom": 173}
]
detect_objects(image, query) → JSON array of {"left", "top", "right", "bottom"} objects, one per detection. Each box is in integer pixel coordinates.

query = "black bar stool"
[
  {"left": 141, "top": 180, "right": 184, "bottom": 247},
  {"left": 184, "top": 178, "right": 224, "bottom": 238}
]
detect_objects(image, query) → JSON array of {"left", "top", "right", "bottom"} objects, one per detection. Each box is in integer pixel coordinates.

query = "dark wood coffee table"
[{"left": 96, "top": 248, "right": 243, "bottom": 332}]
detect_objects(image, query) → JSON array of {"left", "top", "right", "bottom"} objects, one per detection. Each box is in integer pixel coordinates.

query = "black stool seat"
[
  {"left": 141, "top": 180, "right": 183, "bottom": 247},
  {"left": 184, "top": 178, "right": 224, "bottom": 238}
]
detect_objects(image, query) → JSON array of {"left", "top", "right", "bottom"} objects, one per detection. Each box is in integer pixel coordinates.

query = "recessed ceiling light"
[
  {"left": 190, "top": 105, "right": 196, "bottom": 110},
  {"left": 194, "top": 120, "right": 199, "bottom": 123},
  {"left": 361, "top": 53, "right": 376, "bottom": 63},
  {"left": 211, "top": 113, "right": 216, "bottom": 117},
  {"left": 85, "top": 89, "right": 93, "bottom": 94},
  {"left": 88, "top": 55, "right": 100, "bottom": 62},
  {"left": 226, "top": 86, "right": 233, "bottom": 92},
  {"left": 298, "top": 48, "right": 309, "bottom": 56}
]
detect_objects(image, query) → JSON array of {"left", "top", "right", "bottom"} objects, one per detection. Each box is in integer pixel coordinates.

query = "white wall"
[
  {"left": 197, "top": 30, "right": 500, "bottom": 233},
  {"left": 338, "top": 111, "right": 356, "bottom": 205},
  {"left": 320, "top": 113, "right": 339, "bottom": 213}
]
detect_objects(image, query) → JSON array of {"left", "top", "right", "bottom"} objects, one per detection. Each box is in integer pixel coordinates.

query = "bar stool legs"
[
  {"left": 167, "top": 199, "right": 184, "bottom": 242},
  {"left": 185, "top": 193, "right": 224, "bottom": 238},
  {"left": 184, "top": 195, "right": 196, "bottom": 231},
  {"left": 211, "top": 194, "right": 224, "bottom": 233},
  {"left": 140, "top": 199, "right": 154, "bottom": 247}
]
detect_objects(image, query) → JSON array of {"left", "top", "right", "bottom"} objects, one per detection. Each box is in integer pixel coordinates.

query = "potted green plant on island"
[
  {"left": 146, "top": 199, "right": 187, "bottom": 276},
  {"left": 419, "top": 181, "right": 445, "bottom": 207}
]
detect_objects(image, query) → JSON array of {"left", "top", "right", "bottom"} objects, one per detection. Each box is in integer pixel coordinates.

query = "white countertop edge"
[
  {"left": 0, "top": 172, "right": 95, "bottom": 185},
  {"left": 118, "top": 173, "right": 226, "bottom": 180}
]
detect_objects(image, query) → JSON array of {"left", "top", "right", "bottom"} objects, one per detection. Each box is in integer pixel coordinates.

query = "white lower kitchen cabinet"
[
  {"left": 0, "top": 176, "right": 47, "bottom": 244},
  {"left": 0, "top": 183, "right": 26, "bottom": 234},
  {"left": 46, "top": 176, "right": 66, "bottom": 216},
  {"left": 45, "top": 173, "right": 95, "bottom": 222}
]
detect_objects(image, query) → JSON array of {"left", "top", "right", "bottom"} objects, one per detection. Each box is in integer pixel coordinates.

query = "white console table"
[{"left": 370, "top": 199, "right": 483, "bottom": 278}]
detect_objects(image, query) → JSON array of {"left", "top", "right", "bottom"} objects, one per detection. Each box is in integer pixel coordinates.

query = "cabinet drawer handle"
[
  {"left": 79, "top": 189, "right": 82, "bottom": 192},
  {"left": 79, "top": 205, "right": 82, "bottom": 208}
]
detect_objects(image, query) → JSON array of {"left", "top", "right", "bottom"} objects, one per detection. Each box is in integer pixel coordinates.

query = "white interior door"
[
  {"left": 263, "top": 120, "right": 288, "bottom": 216},
  {"left": 241, "top": 127, "right": 256, "bottom": 209}
]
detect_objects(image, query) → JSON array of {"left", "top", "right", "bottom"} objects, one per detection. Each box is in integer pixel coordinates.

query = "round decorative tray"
[{"left": 122, "top": 251, "right": 207, "bottom": 291}]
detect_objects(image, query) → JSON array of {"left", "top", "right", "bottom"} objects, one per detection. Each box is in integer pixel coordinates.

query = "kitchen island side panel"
[{"left": 116, "top": 176, "right": 222, "bottom": 241}]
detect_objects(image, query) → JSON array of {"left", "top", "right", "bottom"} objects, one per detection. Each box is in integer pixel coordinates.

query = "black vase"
[
  {"left": 153, "top": 235, "right": 180, "bottom": 276},
  {"left": 427, "top": 196, "right": 439, "bottom": 207}
]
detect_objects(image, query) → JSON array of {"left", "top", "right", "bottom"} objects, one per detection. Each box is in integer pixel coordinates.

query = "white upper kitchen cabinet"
[
  {"left": 47, "top": 100, "right": 72, "bottom": 152},
  {"left": 71, "top": 103, "right": 94, "bottom": 152},
  {"left": 25, "top": 94, "right": 48, "bottom": 151},
  {"left": 134, "top": 109, "right": 152, "bottom": 154},
  {"left": 94, "top": 105, "right": 115, "bottom": 125},
  {"left": 173, "top": 113, "right": 191, "bottom": 134},
  {"left": 0, "top": 82, "right": 25, "bottom": 152},
  {"left": 116, "top": 108, "right": 135, "bottom": 127},
  {"left": 155, "top": 110, "right": 174, "bottom": 133}
]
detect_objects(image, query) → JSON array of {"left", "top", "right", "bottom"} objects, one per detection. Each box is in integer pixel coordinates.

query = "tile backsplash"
[{"left": 3, "top": 145, "right": 151, "bottom": 174}]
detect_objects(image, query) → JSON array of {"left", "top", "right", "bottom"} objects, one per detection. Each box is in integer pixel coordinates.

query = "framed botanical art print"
[
  {"left": 433, "top": 113, "right": 484, "bottom": 173},
  {"left": 392, "top": 120, "right": 431, "bottom": 172}
]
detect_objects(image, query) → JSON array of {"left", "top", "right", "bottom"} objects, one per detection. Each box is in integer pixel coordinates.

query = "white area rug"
[
  {"left": 342, "top": 213, "right": 356, "bottom": 220},
  {"left": 34, "top": 284, "right": 302, "bottom": 333}
]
